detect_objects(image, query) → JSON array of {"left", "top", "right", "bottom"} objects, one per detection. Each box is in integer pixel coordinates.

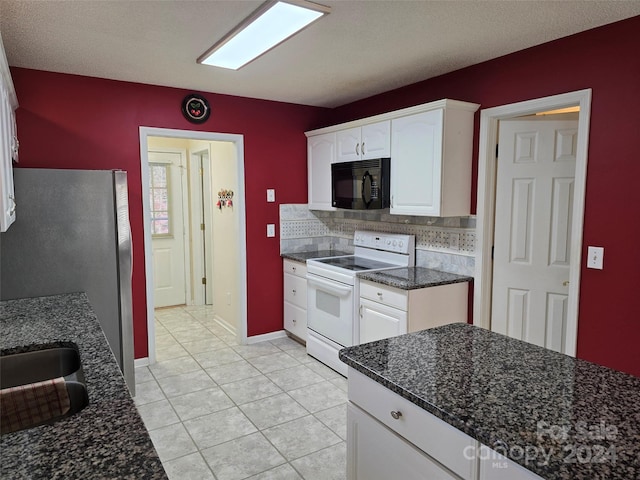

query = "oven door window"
[{"left": 316, "top": 290, "right": 341, "bottom": 317}]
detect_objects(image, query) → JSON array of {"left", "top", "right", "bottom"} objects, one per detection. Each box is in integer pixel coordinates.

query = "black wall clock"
[{"left": 181, "top": 93, "right": 211, "bottom": 124}]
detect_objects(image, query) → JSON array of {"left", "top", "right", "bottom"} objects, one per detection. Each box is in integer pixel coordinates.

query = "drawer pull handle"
[{"left": 390, "top": 410, "right": 402, "bottom": 420}]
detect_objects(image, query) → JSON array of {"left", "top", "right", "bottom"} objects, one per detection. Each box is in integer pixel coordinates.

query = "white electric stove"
[{"left": 306, "top": 231, "right": 415, "bottom": 376}]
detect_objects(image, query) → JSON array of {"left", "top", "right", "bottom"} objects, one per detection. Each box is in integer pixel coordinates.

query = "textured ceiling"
[{"left": 1, "top": 1, "right": 639, "bottom": 108}]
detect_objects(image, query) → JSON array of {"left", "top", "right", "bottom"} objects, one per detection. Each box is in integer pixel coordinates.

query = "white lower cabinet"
[
  {"left": 359, "top": 297, "right": 407, "bottom": 343},
  {"left": 359, "top": 280, "right": 468, "bottom": 344},
  {"left": 348, "top": 369, "right": 476, "bottom": 480},
  {"left": 283, "top": 259, "right": 307, "bottom": 341},
  {"left": 347, "top": 369, "right": 544, "bottom": 480},
  {"left": 348, "top": 402, "right": 459, "bottom": 480}
]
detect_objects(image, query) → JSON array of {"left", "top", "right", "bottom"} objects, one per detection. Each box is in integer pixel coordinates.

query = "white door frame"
[
  {"left": 474, "top": 89, "right": 592, "bottom": 356},
  {"left": 140, "top": 127, "right": 247, "bottom": 364},
  {"left": 148, "top": 147, "right": 191, "bottom": 308}
]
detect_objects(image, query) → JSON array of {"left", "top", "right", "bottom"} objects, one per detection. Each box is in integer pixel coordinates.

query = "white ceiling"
[{"left": 1, "top": 1, "right": 639, "bottom": 108}]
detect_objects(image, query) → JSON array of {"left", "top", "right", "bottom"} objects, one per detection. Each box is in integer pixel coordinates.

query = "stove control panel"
[{"left": 353, "top": 231, "right": 415, "bottom": 254}]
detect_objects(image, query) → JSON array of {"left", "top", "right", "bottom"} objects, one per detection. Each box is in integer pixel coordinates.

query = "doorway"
[
  {"left": 148, "top": 148, "right": 189, "bottom": 308},
  {"left": 474, "top": 89, "right": 592, "bottom": 356},
  {"left": 139, "top": 127, "right": 247, "bottom": 364}
]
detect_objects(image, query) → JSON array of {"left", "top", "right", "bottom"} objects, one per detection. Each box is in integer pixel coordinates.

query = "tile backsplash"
[{"left": 280, "top": 204, "right": 476, "bottom": 276}]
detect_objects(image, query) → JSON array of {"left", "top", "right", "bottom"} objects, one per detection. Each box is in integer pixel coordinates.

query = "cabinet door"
[
  {"left": 0, "top": 84, "right": 15, "bottom": 232},
  {"left": 361, "top": 120, "right": 390, "bottom": 159},
  {"left": 307, "top": 132, "right": 336, "bottom": 210},
  {"left": 359, "top": 297, "right": 407, "bottom": 344},
  {"left": 336, "top": 127, "right": 361, "bottom": 163},
  {"left": 390, "top": 109, "right": 444, "bottom": 216},
  {"left": 347, "top": 402, "right": 459, "bottom": 480}
]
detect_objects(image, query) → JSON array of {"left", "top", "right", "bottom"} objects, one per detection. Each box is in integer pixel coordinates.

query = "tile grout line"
[{"left": 139, "top": 305, "right": 347, "bottom": 480}]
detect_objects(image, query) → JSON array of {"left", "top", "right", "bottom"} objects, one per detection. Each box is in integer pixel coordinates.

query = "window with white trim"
[{"left": 149, "top": 163, "right": 171, "bottom": 236}]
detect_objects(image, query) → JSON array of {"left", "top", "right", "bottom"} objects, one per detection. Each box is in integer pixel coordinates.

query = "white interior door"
[
  {"left": 149, "top": 150, "right": 187, "bottom": 308},
  {"left": 491, "top": 115, "right": 578, "bottom": 352}
]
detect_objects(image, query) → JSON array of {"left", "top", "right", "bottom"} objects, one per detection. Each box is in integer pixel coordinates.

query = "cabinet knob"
[
  {"left": 562, "top": 280, "right": 570, "bottom": 286},
  {"left": 292, "top": 318, "right": 297, "bottom": 323},
  {"left": 377, "top": 292, "right": 383, "bottom": 298},
  {"left": 292, "top": 266, "right": 296, "bottom": 272},
  {"left": 292, "top": 289, "right": 296, "bottom": 295},
  {"left": 390, "top": 411, "right": 402, "bottom": 420}
]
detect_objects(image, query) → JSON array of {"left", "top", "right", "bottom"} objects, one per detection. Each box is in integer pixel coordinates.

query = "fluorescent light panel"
[{"left": 199, "top": 0, "right": 330, "bottom": 70}]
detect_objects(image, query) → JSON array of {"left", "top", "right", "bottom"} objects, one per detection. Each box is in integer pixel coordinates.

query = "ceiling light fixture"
[{"left": 198, "top": 0, "right": 330, "bottom": 70}]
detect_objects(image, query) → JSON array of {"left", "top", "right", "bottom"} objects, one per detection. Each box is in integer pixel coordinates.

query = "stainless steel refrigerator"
[{"left": 0, "top": 168, "right": 135, "bottom": 394}]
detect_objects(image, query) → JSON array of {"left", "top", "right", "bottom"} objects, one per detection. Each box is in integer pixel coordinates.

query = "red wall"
[
  {"left": 11, "top": 68, "right": 329, "bottom": 358},
  {"left": 329, "top": 16, "right": 640, "bottom": 377},
  {"left": 10, "top": 15, "right": 640, "bottom": 376}
]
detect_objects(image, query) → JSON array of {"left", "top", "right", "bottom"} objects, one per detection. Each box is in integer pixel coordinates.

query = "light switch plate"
[
  {"left": 267, "top": 189, "right": 275, "bottom": 202},
  {"left": 587, "top": 246, "right": 604, "bottom": 269},
  {"left": 267, "top": 224, "right": 275, "bottom": 237}
]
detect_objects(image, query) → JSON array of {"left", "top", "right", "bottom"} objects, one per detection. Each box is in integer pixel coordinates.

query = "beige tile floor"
[{"left": 134, "top": 305, "right": 347, "bottom": 480}]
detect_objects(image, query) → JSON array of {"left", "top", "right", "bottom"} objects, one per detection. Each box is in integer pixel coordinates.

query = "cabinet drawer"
[
  {"left": 284, "top": 302, "right": 307, "bottom": 341},
  {"left": 284, "top": 272, "right": 307, "bottom": 309},
  {"left": 283, "top": 259, "right": 307, "bottom": 278},
  {"left": 359, "top": 280, "right": 408, "bottom": 311},
  {"left": 348, "top": 369, "right": 476, "bottom": 480}
]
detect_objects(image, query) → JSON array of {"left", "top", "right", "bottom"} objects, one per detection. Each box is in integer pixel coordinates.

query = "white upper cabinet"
[
  {"left": 391, "top": 102, "right": 477, "bottom": 216},
  {"left": 307, "top": 132, "right": 336, "bottom": 210},
  {"left": 336, "top": 120, "right": 390, "bottom": 162},
  {"left": 0, "top": 31, "right": 18, "bottom": 232},
  {"left": 390, "top": 110, "right": 444, "bottom": 216},
  {"left": 306, "top": 99, "right": 478, "bottom": 216}
]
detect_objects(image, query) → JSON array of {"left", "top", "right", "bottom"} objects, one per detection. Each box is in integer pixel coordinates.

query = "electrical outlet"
[
  {"left": 267, "top": 224, "right": 275, "bottom": 237},
  {"left": 587, "top": 246, "right": 604, "bottom": 270},
  {"left": 266, "top": 189, "right": 275, "bottom": 202}
]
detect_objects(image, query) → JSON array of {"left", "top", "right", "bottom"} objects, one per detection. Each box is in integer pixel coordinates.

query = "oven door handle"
[{"left": 306, "top": 276, "right": 352, "bottom": 297}]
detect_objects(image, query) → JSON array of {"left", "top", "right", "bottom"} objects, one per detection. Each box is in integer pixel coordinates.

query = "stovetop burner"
[{"left": 314, "top": 255, "right": 397, "bottom": 272}]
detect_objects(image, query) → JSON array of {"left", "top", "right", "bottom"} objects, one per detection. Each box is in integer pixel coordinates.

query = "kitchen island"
[
  {"left": 0, "top": 293, "right": 167, "bottom": 479},
  {"left": 339, "top": 323, "right": 640, "bottom": 480}
]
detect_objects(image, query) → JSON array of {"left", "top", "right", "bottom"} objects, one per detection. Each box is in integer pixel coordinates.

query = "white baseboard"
[
  {"left": 214, "top": 314, "right": 237, "bottom": 336},
  {"left": 246, "top": 330, "right": 287, "bottom": 344},
  {"left": 134, "top": 357, "right": 150, "bottom": 368}
]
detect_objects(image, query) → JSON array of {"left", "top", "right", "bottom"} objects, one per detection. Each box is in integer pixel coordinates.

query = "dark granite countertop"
[
  {"left": 339, "top": 323, "right": 640, "bottom": 480},
  {"left": 281, "top": 250, "right": 351, "bottom": 263},
  {"left": 0, "top": 293, "right": 167, "bottom": 479},
  {"left": 358, "top": 266, "right": 472, "bottom": 290}
]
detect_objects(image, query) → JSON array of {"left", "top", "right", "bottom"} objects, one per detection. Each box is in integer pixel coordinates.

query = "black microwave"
[{"left": 331, "top": 158, "right": 390, "bottom": 210}]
